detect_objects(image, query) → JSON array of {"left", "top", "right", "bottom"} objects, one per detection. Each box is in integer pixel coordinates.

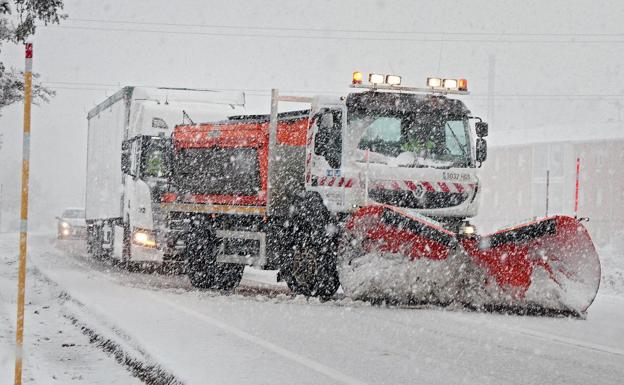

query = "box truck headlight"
[
  {"left": 133, "top": 229, "right": 157, "bottom": 248},
  {"left": 62, "top": 229, "right": 70, "bottom": 236},
  {"left": 61, "top": 222, "right": 70, "bottom": 229}
]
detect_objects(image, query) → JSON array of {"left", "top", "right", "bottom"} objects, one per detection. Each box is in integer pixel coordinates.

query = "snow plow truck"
[{"left": 162, "top": 73, "right": 601, "bottom": 315}]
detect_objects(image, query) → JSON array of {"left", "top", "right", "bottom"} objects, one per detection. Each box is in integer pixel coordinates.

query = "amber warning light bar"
[{"left": 351, "top": 71, "right": 469, "bottom": 95}]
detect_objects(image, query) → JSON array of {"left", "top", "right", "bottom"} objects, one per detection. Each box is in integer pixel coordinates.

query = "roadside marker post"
[
  {"left": 574, "top": 157, "right": 580, "bottom": 218},
  {"left": 14, "top": 41, "right": 33, "bottom": 385}
]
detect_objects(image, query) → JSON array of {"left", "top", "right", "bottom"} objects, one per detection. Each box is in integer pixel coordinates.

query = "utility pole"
[
  {"left": 0, "top": 184, "right": 3, "bottom": 233},
  {"left": 545, "top": 170, "right": 550, "bottom": 217},
  {"left": 487, "top": 54, "right": 496, "bottom": 127},
  {"left": 14, "top": 41, "right": 33, "bottom": 385}
]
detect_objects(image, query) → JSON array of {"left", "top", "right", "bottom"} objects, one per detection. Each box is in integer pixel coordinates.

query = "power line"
[
  {"left": 41, "top": 81, "right": 624, "bottom": 100},
  {"left": 67, "top": 17, "right": 624, "bottom": 38},
  {"left": 43, "top": 25, "right": 624, "bottom": 44}
]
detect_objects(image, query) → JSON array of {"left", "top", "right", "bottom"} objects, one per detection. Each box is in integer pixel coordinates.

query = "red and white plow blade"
[{"left": 340, "top": 205, "right": 601, "bottom": 314}]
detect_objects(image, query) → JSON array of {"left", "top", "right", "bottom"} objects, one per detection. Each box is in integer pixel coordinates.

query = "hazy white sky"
[{"left": 0, "top": 0, "right": 622, "bottom": 228}]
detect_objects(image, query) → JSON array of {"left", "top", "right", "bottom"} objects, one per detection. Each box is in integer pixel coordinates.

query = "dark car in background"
[{"left": 57, "top": 208, "right": 86, "bottom": 239}]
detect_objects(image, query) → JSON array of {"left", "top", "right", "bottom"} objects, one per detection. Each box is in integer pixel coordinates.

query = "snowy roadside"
[
  {"left": 26, "top": 234, "right": 624, "bottom": 385},
  {"left": 0, "top": 233, "right": 143, "bottom": 385},
  {"left": 598, "top": 238, "right": 624, "bottom": 296}
]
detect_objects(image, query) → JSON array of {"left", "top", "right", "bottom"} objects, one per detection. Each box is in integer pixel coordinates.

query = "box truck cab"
[{"left": 86, "top": 87, "right": 245, "bottom": 265}]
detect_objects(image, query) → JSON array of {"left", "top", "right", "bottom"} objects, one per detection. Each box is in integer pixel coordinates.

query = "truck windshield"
[
  {"left": 173, "top": 147, "right": 261, "bottom": 196},
  {"left": 351, "top": 108, "right": 471, "bottom": 168},
  {"left": 141, "top": 137, "right": 170, "bottom": 179}
]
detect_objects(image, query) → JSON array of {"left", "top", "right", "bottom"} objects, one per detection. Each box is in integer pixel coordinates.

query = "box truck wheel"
[
  {"left": 87, "top": 222, "right": 111, "bottom": 259},
  {"left": 114, "top": 221, "right": 133, "bottom": 270}
]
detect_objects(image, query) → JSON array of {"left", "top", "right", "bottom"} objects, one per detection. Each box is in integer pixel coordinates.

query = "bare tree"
[{"left": 0, "top": 0, "right": 65, "bottom": 114}]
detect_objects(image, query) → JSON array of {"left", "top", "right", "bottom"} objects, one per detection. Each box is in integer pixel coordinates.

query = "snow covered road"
[{"left": 2, "top": 233, "right": 623, "bottom": 384}]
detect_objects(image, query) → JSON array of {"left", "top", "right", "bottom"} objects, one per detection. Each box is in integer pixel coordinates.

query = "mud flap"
[{"left": 461, "top": 216, "right": 601, "bottom": 313}]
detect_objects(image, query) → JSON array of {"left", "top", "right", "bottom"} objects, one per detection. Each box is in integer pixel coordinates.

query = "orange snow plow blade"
[{"left": 340, "top": 205, "right": 601, "bottom": 314}]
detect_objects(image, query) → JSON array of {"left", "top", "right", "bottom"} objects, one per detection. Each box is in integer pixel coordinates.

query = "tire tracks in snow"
[{"left": 31, "top": 252, "right": 370, "bottom": 385}]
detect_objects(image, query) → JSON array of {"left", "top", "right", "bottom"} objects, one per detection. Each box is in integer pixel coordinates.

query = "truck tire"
[
  {"left": 87, "top": 222, "right": 110, "bottom": 260},
  {"left": 289, "top": 239, "right": 340, "bottom": 300},
  {"left": 115, "top": 221, "right": 133, "bottom": 270},
  {"left": 185, "top": 234, "right": 244, "bottom": 291},
  {"left": 284, "top": 215, "right": 340, "bottom": 300}
]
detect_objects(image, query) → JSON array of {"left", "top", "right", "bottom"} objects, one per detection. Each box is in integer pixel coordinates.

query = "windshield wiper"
[{"left": 445, "top": 122, "right": 467, "bottom": 158}]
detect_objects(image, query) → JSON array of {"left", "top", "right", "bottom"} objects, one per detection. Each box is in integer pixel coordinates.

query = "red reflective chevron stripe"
[
  {"left": 421, "top": 182, "right": 436, "bottom": 192},
  {"left": 438, "top": 182, "right": 451, "bottom": 193},
  {"left": 404, "top": 180, "right": 419, "bottom": 191}
]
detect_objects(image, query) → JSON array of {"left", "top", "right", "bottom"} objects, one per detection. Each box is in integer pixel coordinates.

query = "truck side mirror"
[
  {"left": 476, "top": 122, "right": 488, "bottom": 137},
  {"left": 121, "top": 141, "right": 131, "bottom": 175},
  {"left": 476, "top": 138, "right": 487, "bottom": 164}
]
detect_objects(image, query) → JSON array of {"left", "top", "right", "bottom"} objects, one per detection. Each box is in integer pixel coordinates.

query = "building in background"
[{"left": 475, "top": 124, "right": 624, "bottom": 246}]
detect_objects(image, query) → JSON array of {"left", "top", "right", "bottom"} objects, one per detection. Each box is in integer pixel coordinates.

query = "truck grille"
[{"left": 368, "top": 189, "right": 468, "bottom": 209}]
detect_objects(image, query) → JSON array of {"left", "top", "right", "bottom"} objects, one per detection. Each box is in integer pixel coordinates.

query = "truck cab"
[
  {"left": 304, "top": 74, "right": 487, "bottom": 229},
  {"left": 86, "top": 87, "right": 246, "bottom": 266}
]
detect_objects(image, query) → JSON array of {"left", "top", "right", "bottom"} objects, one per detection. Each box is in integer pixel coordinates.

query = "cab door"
[{"left": 305, "top": 106, "right": 347, "bottom": 211}]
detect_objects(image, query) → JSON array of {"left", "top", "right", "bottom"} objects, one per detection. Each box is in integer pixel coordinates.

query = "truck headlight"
[
  {"left": 459, "top": 223, "right": 476, "bottom": 237},
  {"left": 133, "top": 229, "right": 157, "bottom": 248},
  {"left": 61, "top": 222, "right": 70, "bottom": 228}
]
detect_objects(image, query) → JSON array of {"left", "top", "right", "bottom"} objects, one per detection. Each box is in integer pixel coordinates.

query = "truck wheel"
[
  {"left": 287, "top": 233, "right": 340, "bottom": 300},
  {"left": 87, "top": 225, "right": 96, "bottom": 256},
  {"left": 118, "top": 221, "right": 133, "bottom": 270}
]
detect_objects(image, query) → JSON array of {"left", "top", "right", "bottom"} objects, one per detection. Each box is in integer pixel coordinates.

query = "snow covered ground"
[
  {"left": 0, "top": 232, "right": 623, "bottom": 385},
  {"left": 0, "top": 233, "right": 142, "bottom": 385}
]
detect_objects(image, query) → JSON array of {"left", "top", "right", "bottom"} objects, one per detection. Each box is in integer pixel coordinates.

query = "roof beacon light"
[
  {"left": 458, "top": 78, "right": 468, "bottom": 91},
  {"left": 427, "top": 77, "right": 442, "bottom": 88},
  {"left": 443, "top": 78, "right": 458, "bottom": 90},
  {"left": 352, "top": 71, "right": 363, "bottom": 85},
  {"left": 369, "top": 73, "right": 385, "bottom": 85},
  {"left": 386, "top": 74, "right": 402, "bottom": 86}
]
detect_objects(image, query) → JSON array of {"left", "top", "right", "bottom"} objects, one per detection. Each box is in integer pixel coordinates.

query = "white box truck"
[{"left": 85, "top": 86, "right": 245, "bottom": 266}]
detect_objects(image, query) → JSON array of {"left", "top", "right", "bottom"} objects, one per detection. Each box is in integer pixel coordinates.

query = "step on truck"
[
  {"left": 164, "top": 73, "right": 601, "bottom": 314},
  {"left": 85, "top": 87, "right": 245, "bottom": 268}
]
